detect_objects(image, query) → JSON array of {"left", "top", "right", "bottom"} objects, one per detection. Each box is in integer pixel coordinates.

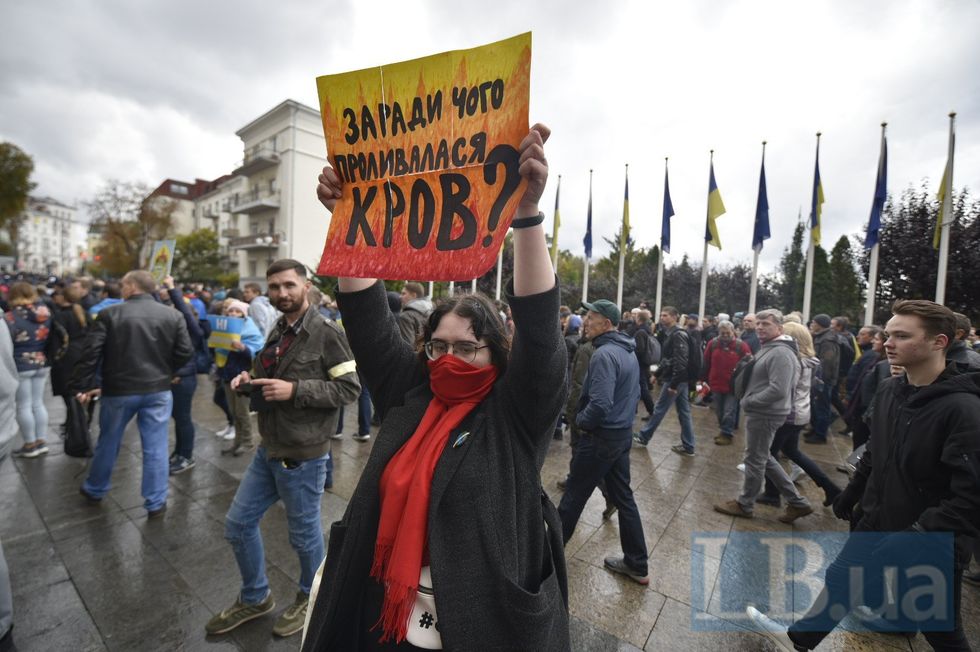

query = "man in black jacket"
[
  {"left": 74, "top": 270, "right": 193, "bottom": 518},
  {"left": 749, "top": 299, "right": 980, "bottom": 651},
  {"left": 807, "top": 314, "right": 840, "bottom": 444},
  {"left": 634, "top": 305, "right": 697, "bottom": 455}
]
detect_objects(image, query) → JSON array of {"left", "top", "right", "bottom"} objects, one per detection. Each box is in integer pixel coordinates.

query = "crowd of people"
[{"left": 1, "top": 122, "right": 979, "bottom": 651}]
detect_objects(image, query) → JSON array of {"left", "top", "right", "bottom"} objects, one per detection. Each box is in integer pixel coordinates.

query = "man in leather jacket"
[{"left": 74, "top": 270, "right": 193, "bottom": 517}]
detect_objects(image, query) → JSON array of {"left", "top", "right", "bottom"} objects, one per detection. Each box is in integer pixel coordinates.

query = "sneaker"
[
  {"left": 169, "top": 455, "right": 196, "bottom": 475},
  {"left": 352, "top": 433, "right": 371, "bottom": 442},
  {"left": 778, "top": 504, "right": 814, "bottom": 524},
  {"left": 79, "top": 486, "right": 102, "bottom": 504},
  {"left": 746, "top": 606, "right": 799, "bottom": 651},
  {"left": 147, "top": 504, "right": 167, "bottom": 519},
  {"left": 222, "top": 426, "right": 237, "bottom": 441},
  {"left": 272, "top": 591, "right": 309, "bottom": 637},
  {"left": 714, "top": 434, "right": 733, "bottom": 445},
  {"left": 603, "top": 556, "right": 648, "bottom": 585},
  {"left": 205, "top": 592, "right": 276, "bottom": 635},
  {"left": 670, "top": 444, "right": 694, "bottom": 457},
  {"left": 736, "top": 463, "right": 746, "bottom": 473},
  {"left": 803, "top": 434, "right": 826, "bottom": 445},
  {"left": 13, "top": 441, "right": 48, "bottom": 458},
  {"left": 330, "top": 432, "right": 344, "bottom": 440},
  {"left": 632, "top": 433, "right": 648, "bottom": 447},
  {"left": 215, "top": 424, "right": 233, "bottom": 438},
  {"left": 556, "top": 478, "right": 567, "bottom": 491},
  {"left": 222, "top": 443, "right": 254, "bottom": 457},
  {"left": 788, "top": 463, "right": 805, "bottom": 483},
  {"left": 713, "top": 499, "right": 753, "bottom": 518}
]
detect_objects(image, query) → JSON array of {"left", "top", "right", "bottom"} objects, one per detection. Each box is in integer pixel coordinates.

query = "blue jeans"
[
  {"left": 637, "top": 382, "right": 695, "bottom": 451},
  {"left": 15, "top": 368, "right": 50, "bottom": 444},
  {"left": 811, "top": 383, "right": 833, "bottom": 439},
  {"left": 83, "top": 391, "right": 172, "bottom": 511},
  {"left": 171, "top": 374, "right": 197, "bottom": 459},
  {"left": 714, "top": 392, "right": 738, "bottom": 437},
  {"left": 557, "top": 431, "right": 648, "bottom": 574},
  {"left": 224, "top": 447, "right": 327, "bottom": 604}
]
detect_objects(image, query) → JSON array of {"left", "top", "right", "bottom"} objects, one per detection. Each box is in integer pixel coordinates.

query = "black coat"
[
  {"left": 304, "top": 281, "right": 569, "bottom": 651},
  {"left": 850, "top": 363, "right": 980, "bottom": 562},
  {"left": 50, "top": 305, "right": 88, "bottom": 396}
]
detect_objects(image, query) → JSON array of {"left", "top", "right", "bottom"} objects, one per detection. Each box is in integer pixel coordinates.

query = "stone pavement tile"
[
  {"left": 566, "top": 558, "right": 666, "bottom": 649},
  {"left": 11, "top": 575, "right": 107, "bottom": 652},
  {"left": 570, "top": 614, "right": 642, "bottom": 652},
  {"left": 318, "top": 490, "right": 350, "bottom": 531},
  {"left": 634, "top": 466, "right": 699, "bottom": 499},
  {"left": 166, "top": 457, "right": 242, "bottom": 496},
  {"left": 0, "top": 471, "right": 47, "bottom": 542},
  {"left": 644, "top": 596, "right": 780, "bottom": 651},
  {"left": 194, "top": 487, "right": 238, "bottom": 522},
  {"left": 647, "top": 535, "right": 721, "bottom": 607},
  {"left": 662, "top": 507, "right": 732, "bottom": 560},
  {"left": 572, "top": 521, "right": 664, "bottom": 573},
  {"left": 564, "top": 520, "right": 599, "bottom": 560},
  {"left": 5, "top": 532, "right": 70, "bottom": 596}
]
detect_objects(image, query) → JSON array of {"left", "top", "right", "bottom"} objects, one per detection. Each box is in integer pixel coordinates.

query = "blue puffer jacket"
[
  {"left": 575, "top": 329, "right": 640, "bottom": 432},
  {"left": 4, "top": 302, "right": 52, "bottom": 372}
]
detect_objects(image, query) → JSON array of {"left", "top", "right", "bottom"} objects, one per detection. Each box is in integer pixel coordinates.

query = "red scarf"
[{"left": 370, "top": 354, "right": 498, "bottom": 643}]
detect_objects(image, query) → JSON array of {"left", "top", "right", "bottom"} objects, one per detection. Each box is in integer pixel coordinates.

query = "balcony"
[
  {"left": 232, "top": 146, "right": 280, "bottom": 177},
  {"left": 221, "top": 228, "right": 240, "bottom": 239},
  {"left": 231, "top": 189, "right": 280, "bottom": 214},
  {"left": 229, "top": 232, "right": 282, "bottom": 250}
]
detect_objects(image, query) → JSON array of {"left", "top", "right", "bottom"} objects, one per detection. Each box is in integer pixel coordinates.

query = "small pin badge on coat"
[{"left": 452, "top": 432, "right": 470, "bottom": 448}]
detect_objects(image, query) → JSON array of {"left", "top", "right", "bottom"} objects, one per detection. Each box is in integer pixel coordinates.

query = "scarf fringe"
[
  {"left": 372, "top": 579, "right": 415, "bottom": 643},
  {"left": 370, "top": 539, "right": 393, "bottom": 580}
]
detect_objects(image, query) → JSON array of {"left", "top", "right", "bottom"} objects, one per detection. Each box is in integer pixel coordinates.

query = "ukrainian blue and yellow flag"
[
  {"left": 753, "top": 143, "right": 771, "bottom": 253},
  {"left": 704, "top": 155, "right": 726, "bottom": 249},
  {"left": 620, "top": 165, "right": 630, "bottom": 253},
  {"left": 810, "top": 134, "right": 825, "bottom": 247},
  {"left": 864, "top": 125, "right": 887, "bottom": 250},
  {"left": 934, "top": 133, "right": 954, "bottom": 249}
]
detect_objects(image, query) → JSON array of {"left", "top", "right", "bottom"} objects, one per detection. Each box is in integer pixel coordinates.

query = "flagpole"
[
  {"left": 697, "top": 151, "right": 713, "bottom": 321},
  {"left": 551, "top": 174, "right": 561, "bottom": 272},
  {"left": 582, "top": 260, "right": 590, "bottom": 303},
  {"left": 936, "top": 112, "right": 956, "bottom": 305},
  {"left": 749, "top": 141, "right": 766, "bottom": 315},
  {"left": 864, "top": 123, "right": 887, "bottom": 325},
  {"left": 428, "top": 281, "right": 434, "bottom": 299},
  {"left": 656, "top": 157, "right": 670, "bottom": 321},
  {"left": 495, "top": 245, "right": 503, "bottom": 301},
  {"left": 448, "top": 281, "right": 455, "bottom": 296},
  {"left": 802, "top": 133, "right": 821, "bottom": 323},
  {"left": 471, "top": 278, "right": 477, "bottom": 293},
  {"left": 616, "top": 164, "right": 628, "bottom": 308}
]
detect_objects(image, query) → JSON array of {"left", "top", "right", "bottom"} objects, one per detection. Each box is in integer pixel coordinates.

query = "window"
[{"left": 170, "top": 183, "right": 189, "bottom": 195}]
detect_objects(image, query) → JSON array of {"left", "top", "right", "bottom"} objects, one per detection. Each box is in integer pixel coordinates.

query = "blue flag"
[
  {"left": 662, "top": 164, "right": 674, "bottom": 254},
  {"left": 864, "top": 131, "right": 887, "bottom": 249},
  {"left": 752, "top": 150, "right": 771, "bottom": 252},
  {"left": 584, "top": 172, "right": 593, "bottom": 259}
]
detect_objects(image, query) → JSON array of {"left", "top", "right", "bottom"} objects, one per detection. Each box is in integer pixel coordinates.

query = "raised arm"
[{"left": 511, "top": 123, "right": 555, "bottom": 297}]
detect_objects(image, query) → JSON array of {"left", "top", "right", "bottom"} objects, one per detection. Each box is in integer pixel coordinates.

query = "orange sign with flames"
[{"left": 315, "top": 33, "right": 531, "bottom": 280}]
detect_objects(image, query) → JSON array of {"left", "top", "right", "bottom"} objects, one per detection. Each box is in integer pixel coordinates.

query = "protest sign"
[
  {"left": 207, "top": 315, "right": 244, "bottom": 349},
  {"left": 315, "top": 33, "right": 531, "bottom": 281},
  {"left": 148, "top": 240, "right": 176, "bottom": 284}
]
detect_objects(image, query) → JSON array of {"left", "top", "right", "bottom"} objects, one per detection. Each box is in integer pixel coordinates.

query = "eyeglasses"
[{"left": 424, "top": 339, "right": 489, "bottom": 363}]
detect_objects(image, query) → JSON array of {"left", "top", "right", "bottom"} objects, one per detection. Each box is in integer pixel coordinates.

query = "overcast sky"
[{"left": 2, "top": 0, "right": 977, "bottom": 275}]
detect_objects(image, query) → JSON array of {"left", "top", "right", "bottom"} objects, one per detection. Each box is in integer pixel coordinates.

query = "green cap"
[{"left": 580, "top": 299, "right": 621, "bottom": 325}]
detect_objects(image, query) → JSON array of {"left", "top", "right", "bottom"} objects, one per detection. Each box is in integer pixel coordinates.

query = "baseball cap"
[{"left": 581, "top": 299, "right": 621, "bottom": 325}]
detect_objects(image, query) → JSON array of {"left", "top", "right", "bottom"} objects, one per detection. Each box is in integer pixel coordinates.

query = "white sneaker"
[
  {"left": 215, "top": 424, "right": 232, "bottom": 438},
  {"left": 222, "top": 426, "right": 236, "bottom": 441},
  {"left": 746, "top": 606, "right": 799, "bottom": 651},
  {"left": 736, "top": 463, "right": 746, "bottom": 473},
  {"left": 788, "top": 463, "right": 805, "bottom": 483}
]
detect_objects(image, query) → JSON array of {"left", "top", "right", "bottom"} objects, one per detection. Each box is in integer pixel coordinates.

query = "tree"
[
  {"left": 0, "top": 142, "right": 36, "bottom": 257},
  {"left": 172, "top": 229, "right": 223, "bottom": 282},
  {"left": 87, "top": 180, "right": 176, "bottom": 275},
  {"left": 858, "top": 184, "right": 979, "bottom": 323},
  {"left": 827, "top": 236, "right": 864, "bottom": 322},
  {"left": 772, "top": 221, "right": 806, "bottom": 313}
]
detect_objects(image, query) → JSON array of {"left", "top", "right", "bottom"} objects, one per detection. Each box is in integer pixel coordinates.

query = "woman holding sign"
[{"left": 303, "top": 124, "right": 569, "bottom": 651}]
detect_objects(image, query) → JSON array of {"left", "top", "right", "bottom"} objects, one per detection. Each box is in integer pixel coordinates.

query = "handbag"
[{"left": 63, "top": 395, "right": 93, "bottom": 457}]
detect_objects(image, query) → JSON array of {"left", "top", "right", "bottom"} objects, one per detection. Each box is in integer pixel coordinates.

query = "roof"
[{"left": 234, "top": 99, "right": 319, "bottom": 138}]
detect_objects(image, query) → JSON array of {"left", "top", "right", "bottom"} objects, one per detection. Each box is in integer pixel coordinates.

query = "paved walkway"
[{"left": 2, "top": 384, "right": 978, "bottom": 650}]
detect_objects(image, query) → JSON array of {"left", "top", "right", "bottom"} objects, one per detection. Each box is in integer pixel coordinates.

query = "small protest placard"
[
  {"left": 148, "top": 240, "right": 176, "bottom": 284},
  {"left": 315, "top": 33, "right": 531, "bottom": 281},
  {"left": 207, "top": 315, "right": 244, "bottom": 349}
]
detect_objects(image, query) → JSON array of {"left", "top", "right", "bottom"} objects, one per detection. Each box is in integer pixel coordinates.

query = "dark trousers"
[
  {"left": 171, "top": 374, "right": 197, "bottom": 459},
  {"left": 789, "top": 536, "right": 970, "bottom": 650},
  {"left": 852, "top": 420, "right": 870, "bottom": 451},
  {"left": 213, "top": 381, "right": 232, "bottom": 425},
  {"left": 763, "top": 423, "right": 840, "bottom": 502},
  {"left": 811, "top": 383, "right": 834, "bottom": 439},
  {"left": 831, "top": 379, "right": 847, "bottom": 419},
  {"left": 638, "top": 366, "right": 655, "bottom": 416},
  {"left": 557, "top": 431, "right": 648, "bottom": 574}
]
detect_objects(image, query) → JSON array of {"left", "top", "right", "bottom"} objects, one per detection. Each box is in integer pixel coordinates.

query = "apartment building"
[{"left": 15, "top": 196, "right": 85, "bottom": 275}]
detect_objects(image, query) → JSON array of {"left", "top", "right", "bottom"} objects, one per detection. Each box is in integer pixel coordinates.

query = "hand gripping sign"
[{"left": 316, "top": 33, "right": 531, "bottom": 280}]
